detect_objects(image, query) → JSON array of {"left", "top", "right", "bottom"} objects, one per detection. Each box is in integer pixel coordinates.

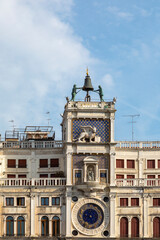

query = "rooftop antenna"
[
  {"left": 123, "top": 114, "right": 140, "bottom": 141},
  {"left": 9, "top": 120, "right": 15, "bottom": 131},
  {"left": 46, "top": 112, "right": 51, "bottom": 126}
]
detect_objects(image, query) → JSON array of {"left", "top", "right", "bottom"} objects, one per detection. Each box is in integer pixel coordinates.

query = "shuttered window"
[
  {"left": 120, "top": 198, "right": 128, "bottom": 206},
  {"left": 116, "top": 174, "right": 124, "bottom": 179},
  {"left": 40, "top": 159, "right": 48, "bottom": 168},
  {"left": 18, "top": 159, "right": 26, "bottom": 168},
  {"left": 131, "top": 198, "right": 139, "bottom": 206},
  {"left": 153, "top": 198, "right": 160, "bottom": 206},
  {"left": 18, "top": 175, "right": 26, "bottom": 178},
  {"left": 147, "top": 160, "right": 155, "bottom": 168},
  {"left": 7, "top": 159, "right": 16, "bottom": 168},
  {"left": 40, "top": 174, "right": 48, "bottom": 178},
  {"left": 127, "top": 175, "right": 135, "bottom": 179},
  {"left": 147, "top": 175, "right": 155, "bottom": 178},
  {"left": 116, "top": 159, "right": 124, "bottom": 168},
  {"left": 50, "top": 159, "right": 59, "bottom": 168},
  {"left": 127, "top": 160, "right": 135, "bottom": 168},
  {"left": 7, "top": 174, "right": 16, "bottom": 178}
]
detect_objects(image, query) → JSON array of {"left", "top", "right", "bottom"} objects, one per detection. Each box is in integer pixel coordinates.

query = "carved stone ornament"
[{"left": 74, "top": 126, "right": 101, "bottom": 143}]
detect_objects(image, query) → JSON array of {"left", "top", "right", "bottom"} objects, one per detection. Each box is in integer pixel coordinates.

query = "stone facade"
[{"left": 0, "top": 97, "right": 160, "bottom": 239}]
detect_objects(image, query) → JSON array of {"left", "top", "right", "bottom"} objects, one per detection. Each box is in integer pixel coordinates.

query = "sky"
[{"left": 0, "top": 0, "right": 160, "bottom": 141}]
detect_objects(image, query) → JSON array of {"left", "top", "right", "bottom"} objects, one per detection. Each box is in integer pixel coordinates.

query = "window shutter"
[
  {"left": 116, "top": 159, "right": 124, "bottom": 168},
  {"left": 50, "top": 159, "right": 59, "bottom": 167},
  {"left": 127, "top": 160, "right": 135, "bottom": 168}
]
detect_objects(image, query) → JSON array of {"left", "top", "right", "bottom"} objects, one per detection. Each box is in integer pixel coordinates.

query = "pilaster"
[
  {"left": 143, "top": 194, "right": 149, "bottom": 237},
  {"left": 65, "top": 187, "right": 72, "bottom": 237},
  {"left": 66, "top": 153, "right": 72, "bottom": 185},
  {"left": 30, "top": 194, "right": 35, "bottom": 236},
  {"left": 110, "top": 152, "right": 116, "bottom": 186},
  {"left": 110, "top": 193, "right": 116, "bottom": 237}
]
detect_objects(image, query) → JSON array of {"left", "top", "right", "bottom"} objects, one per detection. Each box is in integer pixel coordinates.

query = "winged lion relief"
[{"left": 73, "top": 126, "right": 101, "bottom": 143}]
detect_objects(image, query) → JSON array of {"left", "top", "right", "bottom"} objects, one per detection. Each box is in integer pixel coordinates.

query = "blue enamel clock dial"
[{"left": 77, "top": 203, "right": 104, "bottom": 229}]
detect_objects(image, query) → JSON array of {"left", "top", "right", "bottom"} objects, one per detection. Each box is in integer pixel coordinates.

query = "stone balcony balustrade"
[
  {"left": 0, "top": 178, "right": 66, "bottom": 186},
  {"left": 116, "top": 141, "right": 160, "bottom": 149},
  {"left": 115, "top": 178, "right": 160, "bottom": 187},
  {"left": 0, "top": 140, "right": 62, "bottom": 149}
]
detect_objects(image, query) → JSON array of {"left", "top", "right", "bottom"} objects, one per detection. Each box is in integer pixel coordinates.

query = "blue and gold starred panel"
[
  {"left": 77, "top": 203, "right": 104, "bottom": 229},
  {"left": 72, "top": 119, "right": 110, "bottom": 143}
]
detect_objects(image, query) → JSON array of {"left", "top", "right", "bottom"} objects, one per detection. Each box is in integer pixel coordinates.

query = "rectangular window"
[
  {"left": 116, "top": 174, "right": 124, "bottom": 179},
  {"left": 116, "top": 159, "right": 124, "bottom": 168},
  {"left": 131, "top": 198, "right": 139, "bottom": 206},
  {"left": 120, "top": 198, "right": 128, "bottom": 206},
  {"left": 75, "top": 170, "right": 82, "bottom": 184},
  {"left": 18, "top": 159, "right": 26, "bottom": 168},
  {"left": 52, "top": 197, "right": 60, "bottom": 205},
  {"left": 17, "top": 197, "right": 25, "bottom": 206},
  {"left": 39, "top": 159, "right": 48, "bottom": 168},
  {"left": 18, "top": 175, "right": 26, "bottom": 178},
  {"left": 6, "top": 198, "right": 14, "bottom": 206},
  {"left": 127, "top": 160, "right": 135, "bottom": 168},
  {"left": 41, "top": 197, "right": 49, "bottom": 206},
  {"left": 147, "top": 175, "right": 155, "bottom": 178},
  {"left": 7, "top": 159, "right": 16, "bottom": 168},
  {"left": 147, "top": 160, "right": 155, "bottom": 168},
  {"left": 50, "top": 159, "right": 59, "bottom": 168},
  {"left": 158, "top": 160, "right": 160, "bottom": 168},
  {"left": 153, "top": 198, "right": 160, "bottom": 206},
  {"left": 127, "top": 175, "right": 135, "bottom": 179},
  {"left": 100, "top": 170, "right": 107, "bottom": 183},
  {"left": 7, "top": 174, "right": 16, "bottom": 178},
  {"left": 40, "top": 174, "right": 48, "bottom": 178}
]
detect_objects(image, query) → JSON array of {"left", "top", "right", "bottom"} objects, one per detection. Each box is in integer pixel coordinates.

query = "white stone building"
[{"left": 0, "top": 73, "right": 160, "bottom": 239}]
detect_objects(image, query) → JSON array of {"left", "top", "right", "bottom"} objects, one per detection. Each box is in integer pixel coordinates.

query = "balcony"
[
  {"left": 0, "top": 140, "right": 62, "bottom": 149},
  {"left": 0, "top": 178, "right": 66, "bottom": 186},
  {"left": 116, "top": 141, "right": 160, "bottom": 149},
  {"left": 115, "top": 178, "right": 160, "bottom": 187}
]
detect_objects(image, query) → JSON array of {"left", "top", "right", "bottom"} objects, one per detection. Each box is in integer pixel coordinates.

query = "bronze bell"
[{"left": 82, "top": 74, "right": 94, "bottom": 92}]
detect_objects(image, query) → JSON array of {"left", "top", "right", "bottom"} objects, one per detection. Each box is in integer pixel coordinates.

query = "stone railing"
[
  {"left": 116, "top": 141, "right": 160, "bottom": 149},
  {"left": 115, "top": 178, "right": 160, "bottom": 187},
  {"left": 0, "top": 140, "right": 62, "bottom": 149},
  {"left": 0, "top": 178, "right": 66, "bottom": 186}
]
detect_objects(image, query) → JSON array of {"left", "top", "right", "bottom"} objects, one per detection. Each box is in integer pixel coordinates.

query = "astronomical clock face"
[
  {"left": 72, "top": 198, "right": 109, "bottom": 236},
  {"left": 78, "top": 203, "right": 104, "bottom": 229}
]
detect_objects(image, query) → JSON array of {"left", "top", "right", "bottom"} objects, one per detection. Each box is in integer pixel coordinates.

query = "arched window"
[
  {"left": 17, "top": 216, "right": 25, "bottom": 236},
  {"left": 52, "top": 216, "right": 60, "bottom": 236},
  {"left": 131, "top": 217, "right": 139, "bottom": 237},
  {"left": 120, "top": 217, "right": 128, "bottom": 238},
  {"left": 41, "top": 216, "right": 49, "bottom": 236},
  {"left": 153, "top": 217, "right": 160, "bottom": 237},
  {"left": 6, "top": 216, "right": 14, "bottom": 236}
]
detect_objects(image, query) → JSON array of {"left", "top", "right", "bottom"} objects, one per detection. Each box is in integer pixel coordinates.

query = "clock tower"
[{"left": 61, "top": 72, "right": 116, "bottom": 238}]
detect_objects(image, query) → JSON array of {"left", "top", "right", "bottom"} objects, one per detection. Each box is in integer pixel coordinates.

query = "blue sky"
[{"left": 0, "top": 0, "right": 160, "bottom": 141}]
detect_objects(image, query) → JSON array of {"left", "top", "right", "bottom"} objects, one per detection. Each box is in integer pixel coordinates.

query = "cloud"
[
  {"left": 0, "top": 0, "right": 96, "bottom": 138},
  {"left": 102, "top": 74, "right": 114, "bottom": 89},
  {"left": 107, "top": 7, "right": 133, "bottom": 21}
]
